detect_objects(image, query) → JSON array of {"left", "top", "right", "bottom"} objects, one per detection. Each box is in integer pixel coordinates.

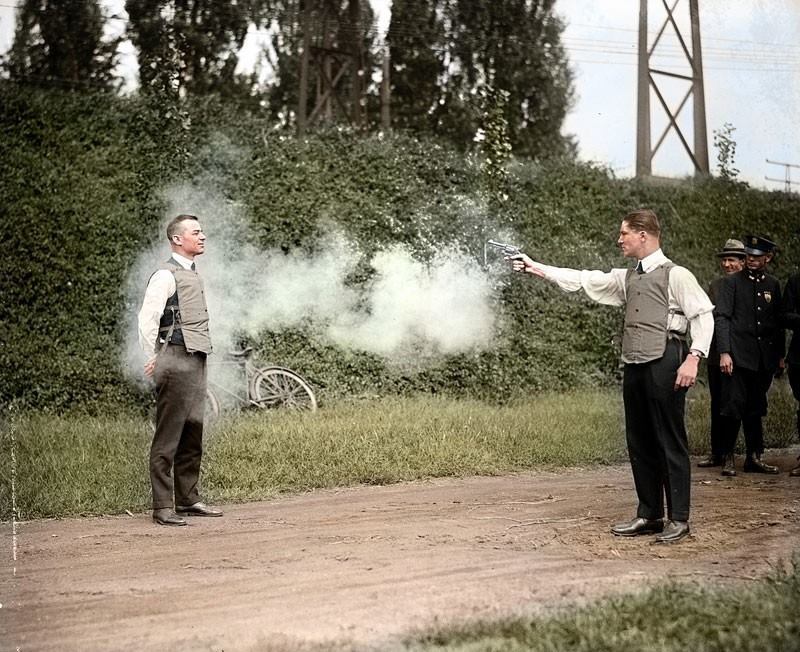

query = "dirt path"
[{"left": 3, "top": 450, "right": 800, "bottom": 652}]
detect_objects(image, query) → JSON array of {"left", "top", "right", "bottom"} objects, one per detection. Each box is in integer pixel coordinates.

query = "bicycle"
[
  {"left": 204, "top": 346, "right": 317, "bottom": 418},
  {"left": 148, "top": 347, "right": 317, "bottom": 428}
]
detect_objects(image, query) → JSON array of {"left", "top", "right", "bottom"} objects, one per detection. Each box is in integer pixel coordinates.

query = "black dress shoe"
[
  {"left": 721, "top": 453, "right": 737, "bottom": 477},
  {"left": 655, "top": 520, "right": 690, "bottom": 543},
  {"left": 611, "top": 517, "right": 664, "bottom": 537},
  {"left": 153, "top": 508, "right": 187, "bottom": 526},
  {"left": 789, "top": 457, "right": 800, "bottom": 477},
  {"left": 697, "top": 455, "right": 721, "bottom": 468},
  {"left": 176, "top": 501, "right": 223, "bottom": 517},
  {"left": 743, "top": 455, "right": 779, "bottom": 474}
]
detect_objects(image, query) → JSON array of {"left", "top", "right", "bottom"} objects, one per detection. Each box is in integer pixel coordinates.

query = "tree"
[
  {"left": 385, "top": 0, "right": 448, "bottom": 134},
  {"left": 388, "top": 0, "right": 575, "bottom": 159},
  {"left": 125, "top": 0, "right": 269, "bottom": 98},
  {"left": 713, "top": 122, "right": 740, "bottom": 182},
  {"left": 3, "top": 0, "right": 120, "bottom": 90}
]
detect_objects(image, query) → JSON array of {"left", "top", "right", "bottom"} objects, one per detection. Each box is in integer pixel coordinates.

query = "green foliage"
[
  {"left": 125, "top": 0, "right": 269, "bottom": 99},
  {"left": 3, "top": 0, "right": 120, "bottom": 90},
  {"left": 713, "top": 122, "right": 740, "bottom": 182},
  {"left": 2, "top": 86, "right": 800, "bottom": 412},
  {"left": 2, "top": 388, "right": 795, "bottom": 519},
  {"left": 402, "top": 556, "right": 800, "bottom": 652},
  {"left": 478, "top": 86, "right": 512, "bottom": 208},
  {"left": 0, "top": 392, "right": 626, "bottom": 518},
  {"left": 388, "top": 0, "right": 576, "bottom": 158}
]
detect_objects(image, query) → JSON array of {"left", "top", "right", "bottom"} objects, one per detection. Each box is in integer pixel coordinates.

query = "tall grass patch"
[
  {"left": 401, "top": 556, "right": 800, "bottom": 652},
  {"left": 3, "top": 387, "right": 796, "bottom": 520},
  {"left": 202, "top": 393, "right": 628, "bottom": 503}
]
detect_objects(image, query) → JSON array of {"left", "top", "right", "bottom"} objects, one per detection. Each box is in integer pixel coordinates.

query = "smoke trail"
[{"left": 123, "top": 182, "right": 504, "bottom": 382}]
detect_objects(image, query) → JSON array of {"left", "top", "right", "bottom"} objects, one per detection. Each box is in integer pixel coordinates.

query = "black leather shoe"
[
  {"left": 153, "top": 508, "right": 187, "bottom": 526},
  {"left": 743, "top": 455, "right": 779, "bottom": 474},
  {"left": 789, "top": 457, "right": 800, "bottom": 477},
  {"left": 721, "top": 454, "right": 737, "bottom": 477},
  {"left": 697, "top": 455, "right": 721, "bottom": 468},
  {"left": 611, "top": 517, "right": 664, "bottom": 537},
  {"left": 655, "top": 520, "right": 690, "bottom": 543},
  {"left": 176, "top": 502, "right": 223, "bottom": 517}
]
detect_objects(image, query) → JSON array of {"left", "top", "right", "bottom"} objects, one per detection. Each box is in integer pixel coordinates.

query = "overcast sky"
[{"left": 1, "top": 0, "right": 797, "bottom": 190}]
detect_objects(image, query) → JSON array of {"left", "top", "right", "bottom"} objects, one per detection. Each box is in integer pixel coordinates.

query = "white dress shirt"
[
  {"left": 534, "top": 248, "right": 714, "bottom": 357},
  {"left": 137, "top": 253, "right": 195, "bottom": 355}
]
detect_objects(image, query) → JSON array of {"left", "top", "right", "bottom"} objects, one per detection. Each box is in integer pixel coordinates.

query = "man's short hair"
[
  {"left": 166, "top": 214, "right": 199, "bottom": 242},
  {"left": 624, "top": 209, "right": 661, "bottom": 239}
]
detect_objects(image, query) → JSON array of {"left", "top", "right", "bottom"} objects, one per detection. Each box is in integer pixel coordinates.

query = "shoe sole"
[
  {"left": 153, "top": 519, "right": 187, "bottom": 526},
  {"left": 175, "top": 512, "right": 223, "bottom": 517},
  {"left": 655, "top": 531, "right": 690, "bottom": 544},
  {"left": 611, "top": 527, "right": 664, "bottom": 537}
]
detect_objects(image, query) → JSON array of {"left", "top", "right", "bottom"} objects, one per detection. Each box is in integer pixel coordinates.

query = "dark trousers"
[
  {"left": 623, "top": 339, "right": 691, "bottom": 522},
  {"left": 789, "top": 363, "right": 800, "bottom": 440},
  {"left": 150, "top": 344, "right": 207, "bottom": 509},
  {"left": 719, "top": 367, "right": 773, "bottom": 456},
  {"left": 707, "top": 363, "right": 725, "bottom": 458}
]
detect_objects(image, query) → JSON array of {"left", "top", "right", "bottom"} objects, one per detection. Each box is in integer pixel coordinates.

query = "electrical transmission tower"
[
  {"left": 636, "top": 0, "right": 709, "bottom": 178},
  {"left": 765, "top": 159, "right": 800, "bottom": 192}
]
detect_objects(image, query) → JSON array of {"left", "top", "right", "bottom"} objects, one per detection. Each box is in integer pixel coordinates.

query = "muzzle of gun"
[{"left": 485, "top": 239, "right": 523, "bottom": 268}]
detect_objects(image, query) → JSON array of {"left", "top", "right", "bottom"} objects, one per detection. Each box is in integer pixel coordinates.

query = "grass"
[
  {"left": 245, "top": 557, "right": 800, "bottom": 652},
  {"left": 392, "top": 556, "right": 800, "bottom": 652},
  {"left": 1, "top": 383, "right": 797, "bottom": 520}
]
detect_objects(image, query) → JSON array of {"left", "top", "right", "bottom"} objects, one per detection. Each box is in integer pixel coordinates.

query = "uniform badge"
[{"left": 763, "top": 291, "right": 772, "bottom": 303}]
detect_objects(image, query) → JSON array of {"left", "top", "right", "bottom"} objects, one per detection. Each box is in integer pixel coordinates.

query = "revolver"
[{"left": 484, "top": 239, "right": 523, "bottom": 267}]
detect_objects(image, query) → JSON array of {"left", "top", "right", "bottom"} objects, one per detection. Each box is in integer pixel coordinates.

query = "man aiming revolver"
[{"left": 508, "top": 209, "right": 713, "bottom": 544}]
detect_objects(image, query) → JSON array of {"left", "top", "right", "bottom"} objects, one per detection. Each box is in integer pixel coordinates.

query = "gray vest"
[
  {"left": 156, "top": 259, "right": 213, "bottom": 354},
  {"left": 622, "top": 262, "right": 678, "bottom": 364}
]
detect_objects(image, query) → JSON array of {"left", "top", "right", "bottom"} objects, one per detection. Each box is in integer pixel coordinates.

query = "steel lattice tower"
[{"left": 636, "top": 0, "right": 709, "bottom": 178}]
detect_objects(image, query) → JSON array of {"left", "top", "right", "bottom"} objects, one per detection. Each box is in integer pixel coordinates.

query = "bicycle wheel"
[{"left": 250, "top": 367, "right": 317, "bottom": 412}]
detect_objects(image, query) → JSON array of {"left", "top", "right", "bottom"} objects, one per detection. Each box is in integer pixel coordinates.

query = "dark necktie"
[
  {"left": 191, "top": 262, "right": 196, "bottom": 272},
  {"left": 635, "top": 261, "right": 644, "bottom": 274}
]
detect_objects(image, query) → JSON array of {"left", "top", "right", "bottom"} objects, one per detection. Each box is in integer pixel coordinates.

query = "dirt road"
[{"left": 3, "top": 450, "right": 799, "bottom": 652}]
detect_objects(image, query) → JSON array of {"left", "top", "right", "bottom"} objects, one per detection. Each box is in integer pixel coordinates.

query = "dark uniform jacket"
[
  {"left": 714, "top": 269, "right": 785, "bottom": 372},
  {"left": 707, "top": 276, "right": 725, "bottom": 366},
  {"left": 784, "top": 272, "right": 800, "bottom": 365}
]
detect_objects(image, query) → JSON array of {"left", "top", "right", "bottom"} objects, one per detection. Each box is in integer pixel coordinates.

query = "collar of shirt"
[
  {"left": 171, "top": 252, "right": 195, "bottom": 270},
  {"left": 636, "top": 248, "right": 669, "bottom": 274}
]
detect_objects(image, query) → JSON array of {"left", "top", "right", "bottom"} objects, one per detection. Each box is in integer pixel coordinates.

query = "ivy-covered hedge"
[{"left": 2, "top": 86, "right": 799, "bottom": 412}]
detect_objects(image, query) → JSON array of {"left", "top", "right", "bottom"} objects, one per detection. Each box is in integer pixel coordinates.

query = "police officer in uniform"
[
  {"left": 697, "top": 239, "right": 746, "bottom": 471},
  {"left": 714, "top": 235, "right": 785, "bottom": 475},
  {"left": 783, "top": 268, "right": 800, "bottom": 477},
  {"left": 511, "top": 209, "right": 713, "bottom": 544},
  {"left": 138, "top": 214, "right": 222, "bottom": 526}
]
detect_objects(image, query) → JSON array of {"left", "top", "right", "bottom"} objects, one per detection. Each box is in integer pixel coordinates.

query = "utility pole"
[
  {"left": 636, "top": 0, "right": 709, "bottom": 179},
  {"left": 765, "top": 159, "right": 800, "bottom": 192}
]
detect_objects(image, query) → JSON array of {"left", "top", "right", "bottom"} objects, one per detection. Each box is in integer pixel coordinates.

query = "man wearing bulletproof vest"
[
  {"left": 509, "top": 209, "right": 713, "bottom": 544},
  {"left": 714, "top": 235, "right": 785, "bottom": 476},
  {"left": 137, "top": 214, "right": 222, "bottom": 526}
]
